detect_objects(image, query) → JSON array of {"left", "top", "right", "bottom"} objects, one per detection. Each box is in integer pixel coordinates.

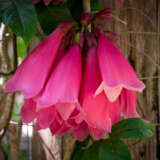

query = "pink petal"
[
  {"left": 72, "top": 121, "right": 89, "bottom": 141},
  {"left": 56, "top": 123, "right": 70, "bottom": 136},
  {"left": 97, "top": 34, "right": 145, "bottom": 102},
  {"left": 80, "top": 47, "right": 112, "bottom": 132},
  {"left": 35, "top": 122, "right": 42, "bottom": 131},
  {"left": 108, "top": 99, "right": 121, "bottom": 125},
  {"left": 95, "top": 82, "right": 122, "bottom": 102},
  {"left": 89, "top": 127, "right": 106, "bottom": 140},
  {"left": 5, "top": 21, "right": 74, "bottom": 99},
  {"left": 37, "top": 44, "right": 82, "bottom": 108},
  {"left": 120, "top": 89, "right": 139, "bottom": 118},
  {"left": 20, "top": 99, "right": 36, "bottom": 123},
  {"left": 50, "top": 118, "right": 62, "bottom": 135},
  {"left": 37, "top": 106, "right": 56, "bottom": 129},
  {"left": 55, "top": 103, "right": 76, "bottom": 121}
]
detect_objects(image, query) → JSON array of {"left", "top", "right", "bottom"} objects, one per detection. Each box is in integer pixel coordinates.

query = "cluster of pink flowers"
[{"left": 6, "top": 11, "right": 144, "bottom": 141}]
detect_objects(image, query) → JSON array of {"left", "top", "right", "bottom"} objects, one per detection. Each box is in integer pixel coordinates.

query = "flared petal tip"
[
  {"left": 124, "top": 82, "right": 146, "bottom": 93},
  {"left": 95, "top": 81, "right": 146, "bottom": 103}
]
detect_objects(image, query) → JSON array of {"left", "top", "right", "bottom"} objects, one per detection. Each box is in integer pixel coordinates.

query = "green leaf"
[
  {"left": 82, "top": 141, "right": 101, "bottom": 160},
  {"left": 67, "top": 0, "right": 102, "bottom": 21},
  {"left": 36, "top": 2, "right": 73, "bottom": 35},
  {"left": 0, "top": 0, "right": 38, "bottom": 43},
  {"left": 111, "top": 118, "right": 153, "bottom": 139},
  {"left": 71, "top": 137, "right": 90, "bottom": 160},
  {"left": 67, "top": 0, "right": 82, "bottom": 21},
  {"left": 99, "top": 139, "right": 131, "bottom": 160},
  {"left": 17, "top": 37, "right": 27, "bottom": 59}
]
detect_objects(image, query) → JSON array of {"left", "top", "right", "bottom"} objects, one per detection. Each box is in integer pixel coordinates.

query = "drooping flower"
[
  {"left": 80, "top": 47, "right": 121, "bottom": 139},
  {"left": 5, "top": 9, "right": 146, "bottom": 142},
  {"left": 95, "top": 33, "right": 145, "bottom": 102},
  {"left": 37, "top": 44, "right": 82, "bottom": 120},
  {"left": 5, "top": 21, "right": 74, "bottom": 99}
]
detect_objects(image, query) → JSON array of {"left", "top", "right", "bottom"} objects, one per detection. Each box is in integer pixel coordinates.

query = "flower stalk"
[{"left": 82, "top": 0, "right": 91, "bottom": 13}]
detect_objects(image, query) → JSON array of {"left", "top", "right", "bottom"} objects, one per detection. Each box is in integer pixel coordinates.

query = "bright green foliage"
[
  {"left": 0, "top": 0, "right": 38, "bottom": 43},
  {"left": 111, "top": 118, "right": 153, "bottom": 139},
  {"left": 99, "top": 139, "right": 131, "bottom": 160},
  {"left": 71, "top": 118, "right": 153, "bottom": 160}
]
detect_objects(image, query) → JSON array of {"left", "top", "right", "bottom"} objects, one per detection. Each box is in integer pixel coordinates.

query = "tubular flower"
[
  {"left": 80, "top": 47, "right": 121, "bottom": 139},
  {"left": 5, "top": 11, "right": 146, "bottom": 141},
  {"left": 37, "top": 44, "right": 82, "bottom": 120},
  {"left": 95, "top": 33, "right": 145, "bottom": 102},
  {"left": 5, "top": 21, "right": 74, "bottom": 99}
]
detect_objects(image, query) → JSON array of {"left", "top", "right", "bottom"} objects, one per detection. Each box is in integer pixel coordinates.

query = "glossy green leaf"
[
  {"left": 82, "top": 141, "right": 101, "bottom": 160},
  {"left": 111, "top": 118, "right": 153, "bottom": 139},
  {"left": 0, "top": 0, "right": 38, "bottom": 43},
  {"left": 99, "top": 139, "right": 131, "bottom": 160},
  {"left": 71, "top": 137, "right": 90, "bottom": 160},
  {"left": 67, "top": 0, "right": 82, "bottom": 21},
  {"left": 36, "top": 2, "right": 73, "bottom": 35}
]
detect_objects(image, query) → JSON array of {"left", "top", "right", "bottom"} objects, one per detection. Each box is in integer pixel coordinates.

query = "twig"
[
  {"left": 82, "top": 0, "right": 91, "bottom": 13},
  {"left": 0, "top": 34, "right": 17, "bottom": 141}
]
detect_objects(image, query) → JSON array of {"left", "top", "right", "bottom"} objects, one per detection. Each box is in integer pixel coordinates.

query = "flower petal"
[
  {"left": 37, "top": 44, "right": 82, "bottom": 107},
  {"left": 80, "top": 47, "right": 112, "bottom": 132},
  {"left": 20, "top": 99, "right": 36, "bottom": 123},
  {"left": 50, "top": 118, "right": 62, "bottom": 135},
  {"left": 120, "top": 89, "right": 139, "bottom": 118},
  {"left": 72, "top": 121, "right": 89, "bottom": 141},
  {"left": 90, "top": 127, "right": 106, "bottom": 140},
  {"left": 55, "top": 103, "right": 76, "bottom": 121},
  {"left": 97, "top": 34, "right": 145, "bottom": 101},
  {"left": 37, "top": 106, "right": 56, "bottom": 129},
  {"left": 5, "top": 21, "right": 74, "bottom": 98}
]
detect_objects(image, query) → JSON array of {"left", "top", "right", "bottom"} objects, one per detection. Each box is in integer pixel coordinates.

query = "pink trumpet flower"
[
  {"left": 80, "top": 47, "right": 121, "bottom": 139},
  {"left": 37, "top": 44, "right": 82, "bottom": 121},
  {"left": 96, "top": 34, "right": 145, "bottom": 102},
  {"left": 5, "top": 21, "right": 74, "bottom": 99}
]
